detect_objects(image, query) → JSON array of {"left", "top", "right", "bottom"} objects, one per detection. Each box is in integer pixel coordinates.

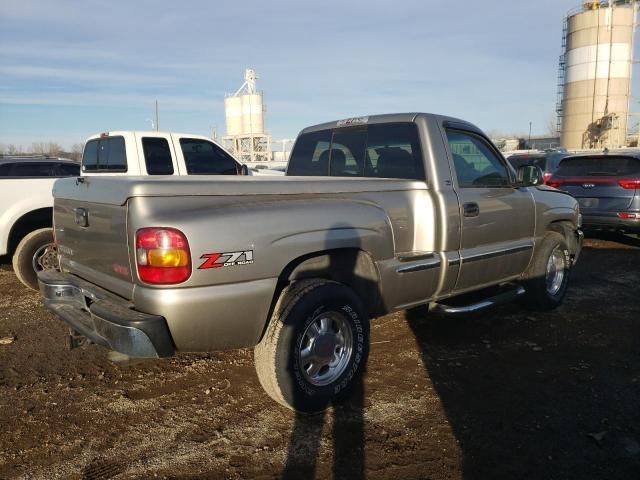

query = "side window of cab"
[
  {"left": 82, "top": 137, "right": 127, "bottom": 172},
  {"left": 179, "top": 138, "right": 239, "bottom": 175},
  {"left": 142, "top": 137, "right": 174, "bottom": 175},
  {"left": 446, "top": 129, "right": 511, "bottom": 188}
]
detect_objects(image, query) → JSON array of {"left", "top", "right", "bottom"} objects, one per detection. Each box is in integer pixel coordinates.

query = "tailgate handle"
[
  {"left": 74, "top": 208, "right": 89, "bottom": 227},
  {"left": 463, "top": 202, "right": 480, "bottom": 218}
]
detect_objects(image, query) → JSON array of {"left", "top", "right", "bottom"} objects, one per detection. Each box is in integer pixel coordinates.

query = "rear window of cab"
[
  {"left": 287, "top": 122, "right": 425, "bottom": 181},
  {"left": 82, "top": 137, "right": 127, "bottom": 172},
  {"left": 0, "top": 162, "right": 80, "bottom": 177}
]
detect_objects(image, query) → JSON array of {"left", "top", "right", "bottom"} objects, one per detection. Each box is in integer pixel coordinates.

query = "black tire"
[
  {"left": 521, "top": 231, "right": 571, "bottom": 311},
  {"left": 254, "top": 279, "right": 370, "bottom": 413},
  {"left": 12, "top": 228, "right": 55, "bottom": 291}
]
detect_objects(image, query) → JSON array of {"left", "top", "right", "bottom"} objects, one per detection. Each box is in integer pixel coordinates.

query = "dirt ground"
[{"left": 0, "top": 234, "right": 639, "bottom": 480}]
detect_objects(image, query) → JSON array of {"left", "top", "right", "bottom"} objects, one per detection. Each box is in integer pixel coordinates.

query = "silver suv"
[{"left": 549, "top": 153, "right": 640, "bottom": 234}]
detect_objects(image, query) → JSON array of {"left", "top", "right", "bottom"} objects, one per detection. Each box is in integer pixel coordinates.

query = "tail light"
[
  {"left": 549, "top": 179, "right": 562, "bottom": 188},
  {"left": 136, "top": 228, "right": 191, "bottom": 284},
  {"left": 618, "top": 179, "right": 640, "bottom": 190},
  {"left": 543, "top": 172, "right": 553, "bottom": 184},
  {"left": 617, "top": 212, "right": 640, "bottom": 219}
]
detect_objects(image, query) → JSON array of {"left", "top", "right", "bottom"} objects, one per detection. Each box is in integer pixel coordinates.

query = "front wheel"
[
  {"left": 521, "top": 231, "right": 571, "bottom": 311},
  {"left": 254, "top": 279, "right": 369, "bottom": 413}
]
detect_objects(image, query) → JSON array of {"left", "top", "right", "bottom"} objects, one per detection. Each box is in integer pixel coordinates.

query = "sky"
[{"left": 0, "top": 0, "right": 638, "bottom": 150}]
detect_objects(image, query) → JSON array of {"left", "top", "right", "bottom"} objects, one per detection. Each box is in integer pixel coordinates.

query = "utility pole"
[
  {"left": 528, "top": 121, "right": 533, "bottom": 150},
  {"left": 155, "top": 100, "right": 159, "bottom": 132}
]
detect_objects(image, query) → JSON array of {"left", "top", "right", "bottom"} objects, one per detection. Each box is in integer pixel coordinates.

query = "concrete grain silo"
[
  {"left": 557, "top": 1, "right": 637, "bottom": 149},
  {"left": 223, "top": 69, "right": 271, "bottom": 163}
]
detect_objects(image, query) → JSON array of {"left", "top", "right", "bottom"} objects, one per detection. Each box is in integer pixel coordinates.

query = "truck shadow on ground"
[
  {"left": 404, "top": 240, "right": 640, "bottom": 480},
  {"left": 282, "top": 239, "right": 640, "bottom": 479},
  {"left": 583, "top": 230, "right": 640, "bottom": 248}
]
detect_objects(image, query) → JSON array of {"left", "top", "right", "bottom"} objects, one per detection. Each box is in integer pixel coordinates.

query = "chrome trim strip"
[
  {"left": 397, "top": 257, "right": 441, "bottom": 274},
  {"left": 398, "top": 252, "right": 435, "bottom": 262},
  {"left": 461, "top": 244, "right": 533, "bottom": 264}
]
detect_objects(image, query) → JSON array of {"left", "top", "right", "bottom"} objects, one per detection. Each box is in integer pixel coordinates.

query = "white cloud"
[{"left": 0, "top": 90, "right": 217, "bottom": 110}]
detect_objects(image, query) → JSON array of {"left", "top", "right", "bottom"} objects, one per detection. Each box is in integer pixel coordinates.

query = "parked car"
[
  {"left": 549, "top": 153, "right": 640, "bottom": 234},
  {"left": 1, "top": 133, "right": 248, "bottom": 290},
  {"left": 506, "top": 150, "right": 568, "bottom": 185},
  {"left": 0, "top": 156, "right": 80, "bottom": 177},
  {"left": 38, "top": 113, "right": 582, "bottom": 412},
  {"left": 0, "top": 156, "right": 80, "bottom": 290}
]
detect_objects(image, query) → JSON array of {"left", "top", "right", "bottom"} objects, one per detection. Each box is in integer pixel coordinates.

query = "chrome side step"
[{"left": 433, "top": 285, "right": 525, "bottom": 314}]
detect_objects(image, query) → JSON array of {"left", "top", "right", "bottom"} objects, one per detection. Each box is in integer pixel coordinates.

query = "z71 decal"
[{"left": 199, "top": 250, "right": 254, "bottom": 269}]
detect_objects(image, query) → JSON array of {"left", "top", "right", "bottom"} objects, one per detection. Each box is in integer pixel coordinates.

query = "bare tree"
[
  {"left": 31, "top": 142, "right": 46, "bottom": 154},
  {"left": 70, "top": 143, "right": 84, "bottom": 161},
  {"left": 7, "top": 144, "right": 19, "bottom": 155},
  {"left": 47, "top": 142, "right": 63, "bottom": 157}
]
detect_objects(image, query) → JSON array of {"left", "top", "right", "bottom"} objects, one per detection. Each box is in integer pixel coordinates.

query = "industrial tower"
[
  {"left": 222, "top": 69, "right": 272, "bottom": 163},
  {"left": 557, "top": 0, "right": 638, "bottom": 149}
]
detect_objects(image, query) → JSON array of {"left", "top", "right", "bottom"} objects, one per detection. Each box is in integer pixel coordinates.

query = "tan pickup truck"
[{"left": 38, "top": 113, "right": 582, "bottom": 412}]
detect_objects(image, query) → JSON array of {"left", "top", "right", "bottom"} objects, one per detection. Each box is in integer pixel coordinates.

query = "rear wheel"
[
  {"left": 254, "top": 279, "right": 369, "bottom": 413},
  {"left": 12, "top": 228, "right": 57, "bottom": 291},
  {"left": 521, "top": 232, "right": 571, "bottom": 311}
]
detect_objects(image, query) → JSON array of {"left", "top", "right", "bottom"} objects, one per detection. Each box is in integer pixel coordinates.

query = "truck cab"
[{"left": 82, "top": 132, "right": 246, "bottom": 176}]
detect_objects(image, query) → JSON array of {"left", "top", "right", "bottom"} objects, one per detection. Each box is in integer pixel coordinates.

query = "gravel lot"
[{"left": 1, "top": 234, "right": 639, "bottom": 479}]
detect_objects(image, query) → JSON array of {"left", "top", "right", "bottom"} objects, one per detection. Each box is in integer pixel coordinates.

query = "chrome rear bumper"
[{"left": 38, "top": 270, "right": 174, "bottom": 358}]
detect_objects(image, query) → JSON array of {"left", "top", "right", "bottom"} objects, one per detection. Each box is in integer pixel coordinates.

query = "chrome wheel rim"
[
  {"left": 32, "top": 243, "right": 59, "bottom": 272},
  {"left": 545, "top": 246, "right": 566, "bottom": 296},
  {"left": 298, "top": 310, "right": 353, "bottom": 387}
]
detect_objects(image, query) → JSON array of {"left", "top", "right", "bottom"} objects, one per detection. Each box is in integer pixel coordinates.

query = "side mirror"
[
  {"left": 239, "top": 164, "right": 249, "bottom": 176},
  {"left": 517, "top": 165, "right": 543, "bottom": 186}
]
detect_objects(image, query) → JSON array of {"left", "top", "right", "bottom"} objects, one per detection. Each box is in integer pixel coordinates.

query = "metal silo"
[
  {"left": 558, "top": 1, "right": 637, "bottom": 149},
  {"left": 222, "top": 69, "right": 271, "bottom": 163},
  {"left": 224, "top": 96, "right": 243, "bottom": 136},
  {"left": 240, "top": 92, "right": 265, "bottom": 135}
]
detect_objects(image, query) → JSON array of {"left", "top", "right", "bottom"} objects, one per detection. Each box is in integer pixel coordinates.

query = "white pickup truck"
[
  {"left": 1, "top": 157, "right": 80, "bottom": 290},
  {"left": 80, "top": 131, "right": 248, "bottom": 177},
  {"left": 2, "top": 132, "right": 246, "bottom": 289}
]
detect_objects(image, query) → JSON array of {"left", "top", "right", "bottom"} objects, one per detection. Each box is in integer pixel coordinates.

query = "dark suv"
[
  {"left": 506, "top": 151, "right": 568, "bottom": 185},
  {"left": 0, "top": 156, "right": 80, "bottom": 177},
  {"left": 548, "top": 153, "right": 640, "bottom": 233}
]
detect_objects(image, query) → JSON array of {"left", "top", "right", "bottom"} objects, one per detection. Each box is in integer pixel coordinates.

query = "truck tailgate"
[{"left": 54, "top": 181, "right": 133, "bottom": 299}]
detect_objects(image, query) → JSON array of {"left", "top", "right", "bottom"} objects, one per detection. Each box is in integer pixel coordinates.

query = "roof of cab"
[
  {"left": 0, "top": 156, "right": 77, "bottom": 165},
  {"left": 299, "top": 112, "right": 484, "bottom": 136},
  {"left": 84, "top": 131, "right": 214, "bottom": 141}
]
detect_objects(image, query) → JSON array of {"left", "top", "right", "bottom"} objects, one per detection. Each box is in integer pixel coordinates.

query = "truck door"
[{"left": 444, "top": 127, "right": 535, "bottom": 291}]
